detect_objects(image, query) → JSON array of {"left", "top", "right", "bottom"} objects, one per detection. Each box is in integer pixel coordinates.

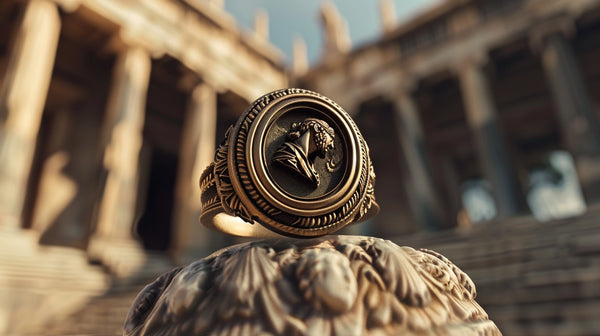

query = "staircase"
[
  {"left": 37, "top": 251, "right": 174, "bottom": 336},
  {"left": 0, "top": 228, "right": 109, "bottom": 334},
  {"left": 41, "top": 281, "right": 148, "bottom": 336},
  {"left": 0, "top": 226, "right": 176, "bottom": 336},
  {"left": 393, "top": 205, "right": 600, "bottom": 336}
]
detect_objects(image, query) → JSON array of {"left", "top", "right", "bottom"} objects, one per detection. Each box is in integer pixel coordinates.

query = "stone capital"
[
  {"left": 397, "top": 73, "right": 419, "bottom": 97},
  {"left": 529, "top": 15, "right": 576, "bottom": 52},
  {"left": 450, "top": 48, "right": 490, "bottom": 76},
  {"left": 54, "top": 0, "right": 82, "bottom": 13},
  {"left": 103, "top": 27, "right": 164, "bottom": 59},
  {"left": 176, "top": 72, "right": 202, "bottom": 93},
  {"left": 373, "top": 69, "right": 417, "bottom": 104}
]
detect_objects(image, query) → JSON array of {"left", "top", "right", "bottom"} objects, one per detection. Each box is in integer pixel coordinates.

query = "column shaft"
[
  {"left": 394, "top": 93, "right": 444, "bottom": 230},
  {"left": 541, "top": 34, "right": 600, "bottom": 201},
  {"left": 95, "top": 46, "right": 151, "bottom": 239},
  {"left": 0, "top": 0, "right": 61, "bottom": 227},
  {"left": 173, "top": 83, "right": 218, "bottom": 260},
  {"left": 458, "top": 61, "right": 525, "bottom": 217}
]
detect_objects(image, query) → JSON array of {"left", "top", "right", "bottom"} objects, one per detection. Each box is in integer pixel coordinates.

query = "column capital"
[
  {"left": 530, "top": 15, "right": 576, "bottom": 52},
  {"left": 103, "top": 27, "right": 163, "bottom": 59},
  {"left": 397, "top": 70, "right": 419, "bottom": 96},
  {"left": 189, "top": 81, "right": 217, "bottom": 107},
  {"left": 377, "top": 69, "right": 418, "bottom": 103},
  {"left": 54, "top": 0, "right": 82, "bottom": 13},
  {"left": 177, "top": 72, "right": 202, "bottom": 93},
  {"left": 451, "top": 49, "right": 490, "bottom": 75}
]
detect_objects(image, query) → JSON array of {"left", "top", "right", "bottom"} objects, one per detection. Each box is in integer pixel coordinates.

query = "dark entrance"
[
  {"left": 135, "top": 56, "right": 187, "bottom": 251},
  {"left": 137, "top": 148, "right": 178, "bottom": 251}
]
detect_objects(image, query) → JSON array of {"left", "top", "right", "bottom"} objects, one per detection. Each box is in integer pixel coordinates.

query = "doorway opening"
[
  {"left": 135, "top": 56, "right": 187, "bottom": 251},
  {"left": 136, "top": 148, "right": 178, "bottom": 251}
]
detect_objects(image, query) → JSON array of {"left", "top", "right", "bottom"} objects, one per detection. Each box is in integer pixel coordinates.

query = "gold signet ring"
[{"left": 199, "top": 89, "right": 378, "bottom": 238}]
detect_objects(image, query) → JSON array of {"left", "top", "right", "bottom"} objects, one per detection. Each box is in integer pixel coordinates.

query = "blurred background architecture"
[{"left": 1, "top": 0, "right": 600, "bottom": 335}]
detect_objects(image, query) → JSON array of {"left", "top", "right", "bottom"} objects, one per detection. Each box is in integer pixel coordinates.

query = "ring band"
[{"left": 199, "top": 88, "right": 379, "bottom": 238}]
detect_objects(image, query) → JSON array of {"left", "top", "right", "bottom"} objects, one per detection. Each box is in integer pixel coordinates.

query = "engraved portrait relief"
[{"left": 272, "top": 118, "right": 336, "bottom": 187}]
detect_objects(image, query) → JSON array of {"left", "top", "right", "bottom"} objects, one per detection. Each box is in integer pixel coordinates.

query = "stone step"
[
  {"left": 477, "top": 281, "right": 600, "bottom": 306},
  {"left": 42, "top": 283, "right": 148, "bottom": 336},
  {"left": 487, "top": 300, "right": 600, "bottom": 323},
  {"left": 391, "top": 207, "right": 600, "bottom": 336},
  {"left": 498, "top": 319, "right": 600, "bottom": 336}
]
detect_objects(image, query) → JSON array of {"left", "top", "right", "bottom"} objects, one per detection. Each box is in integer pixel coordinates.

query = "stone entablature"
[
  {"left": 52, "top": 0, "right": 287, "bottom": 102},
  {"left": 300, "top": 0, "right": 598, "bottom": 112}
]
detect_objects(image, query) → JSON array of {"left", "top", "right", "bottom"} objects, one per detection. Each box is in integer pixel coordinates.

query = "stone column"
[
  {"left": 537, "top": 28, "right": 600, "bottom": 202},
  {"left": 392, "top": 89, "right": 444, "bottom": 230},
  {"left": 32, "top": 106, "right": 103, "bottom": 248},
  {"left": 88, "top": 46, "right": 151, "bottom": 275},
  {"left": 95, "top": 46, "right": 150, "bottom": 239},
  {"left": 457, "top": 56, "right": 526, "bottom": 217},
  {"left": 0, "top": 0, "right": 61, "bottom": 228},
  {"left": 173, "top": 83, "right": 218, "bottom": 262}
]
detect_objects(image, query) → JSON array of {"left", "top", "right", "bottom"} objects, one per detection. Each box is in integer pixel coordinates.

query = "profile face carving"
[{"left": 272, "top": 118, "right": 336, "bottom": 187}]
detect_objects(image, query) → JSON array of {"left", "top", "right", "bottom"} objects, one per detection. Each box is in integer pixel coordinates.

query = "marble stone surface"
[{"left": 124, "top": 235, "right": 501, "bottom": 336}]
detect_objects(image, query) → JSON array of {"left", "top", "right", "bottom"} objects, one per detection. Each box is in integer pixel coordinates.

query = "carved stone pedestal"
[{"left": 124, "top": 235, "right": 501, "bottom": 336}]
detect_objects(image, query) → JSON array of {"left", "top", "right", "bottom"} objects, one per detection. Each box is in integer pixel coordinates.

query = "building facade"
[
  {"left": 298, "top": 0, "right": 600, "bottom": 236},
  {"left": 0, "top": 0, "right": 286, "bottom": 333}
]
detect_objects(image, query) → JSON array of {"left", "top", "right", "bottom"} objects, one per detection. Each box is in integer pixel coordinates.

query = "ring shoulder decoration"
[{"left": 200, "top": 88, "right": 379, "bottom": 237}]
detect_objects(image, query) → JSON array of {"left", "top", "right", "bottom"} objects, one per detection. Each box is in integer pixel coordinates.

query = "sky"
[{"left": 224, "top": 0, "right": 440, "bottom": 66}]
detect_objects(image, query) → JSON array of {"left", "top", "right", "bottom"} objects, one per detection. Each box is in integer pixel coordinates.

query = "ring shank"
[{"left": 200, "top": 209, "right": 283, "bottom": 238}]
